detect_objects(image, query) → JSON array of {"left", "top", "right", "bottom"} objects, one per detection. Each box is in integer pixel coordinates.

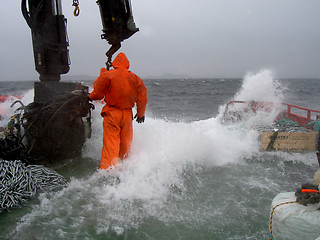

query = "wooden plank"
[{"left": 260, "top": 131, "right": 318, "bottom": 151}]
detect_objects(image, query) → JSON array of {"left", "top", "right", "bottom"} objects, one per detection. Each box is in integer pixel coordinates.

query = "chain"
[
  {"left": 106, "top": 56, "right": 112, "bottom": 70},
  {"left": 72, "top": 0, "right": 80, "bottom": 17}
]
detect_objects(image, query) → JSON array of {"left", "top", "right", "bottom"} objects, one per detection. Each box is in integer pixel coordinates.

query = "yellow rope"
[
  {"left": 4, "top": 115, "right": 17, "bottom": 136},
  {"left": 269, "top": 200, "right": 297, "bottom": 240}
]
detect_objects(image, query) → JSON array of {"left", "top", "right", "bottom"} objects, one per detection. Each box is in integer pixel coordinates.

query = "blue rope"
[{"left": 268, "top": 231, "right": 274, "bottom": 240}]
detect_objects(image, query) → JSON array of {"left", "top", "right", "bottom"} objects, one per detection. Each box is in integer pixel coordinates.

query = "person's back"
[
  {"left": 90, "top": 52, "right": 147, "bottom": 118},
  {"left": 103, "top": 53, "right": 142, "bottom": 110}
]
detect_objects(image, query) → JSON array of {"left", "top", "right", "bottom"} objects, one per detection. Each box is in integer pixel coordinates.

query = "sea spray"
[
  {"left": 79, "top": 69, "right": 289, "bottom": 208},
  {"left": 1, "top": 73, "right": 319, "bottom": 240},
  {"left": 234, "top": 69, "right": 283, "bottom": 102},
  {"left": 217, "top": 69, "right": 286, "bottom": 127}
]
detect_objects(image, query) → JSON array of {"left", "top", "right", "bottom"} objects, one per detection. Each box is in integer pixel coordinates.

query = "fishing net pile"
[
  {"left": 0, "top": 135, "right": 67, "bottom": 213},
  {"left": 252, "top": 119, "right": 312, "bottom": 133}
]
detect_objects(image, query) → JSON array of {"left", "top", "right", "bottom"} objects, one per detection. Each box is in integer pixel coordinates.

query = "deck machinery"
[{"left": 19, "top": 0, "right": 138, "bottom": 163}]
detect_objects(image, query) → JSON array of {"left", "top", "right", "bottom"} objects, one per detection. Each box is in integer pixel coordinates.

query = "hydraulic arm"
[
  {"left": 97, "top": 0, "right": 139, "bottom": 69},
  {"left": 21, "top": 0, "right": 70, "bottom": 81},
  {"left": 21, "top": 0, "right": 139, "bottom": 80}
]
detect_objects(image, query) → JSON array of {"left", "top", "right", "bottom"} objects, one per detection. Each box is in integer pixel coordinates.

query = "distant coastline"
[{"left": 1, "top": 75, "right": 320, "bottom": 82}]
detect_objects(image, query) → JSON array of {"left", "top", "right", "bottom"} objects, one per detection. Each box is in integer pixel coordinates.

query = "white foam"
[
  {"left": 235, "top": 69, "right": 283, "bottom": 102},
  {"left": 79, "top": 69, "right": 292, "bottom": 203},
  {"left": 4, "top": 70, "right": 316, "bottom": 238},
  {"left": 217, "top": 69, "right": 285, "bottom": 127}
]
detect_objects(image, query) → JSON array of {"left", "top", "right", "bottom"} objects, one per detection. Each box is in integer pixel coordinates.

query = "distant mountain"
[
  {"left": 61, "top": 73, "right": 193, "bottom": 81},
  {"left": 61, "top": 73, "right": 252, "bottom": 81},
  {"left": 143, "top": 73, "right": 192, "bottom": 80}
]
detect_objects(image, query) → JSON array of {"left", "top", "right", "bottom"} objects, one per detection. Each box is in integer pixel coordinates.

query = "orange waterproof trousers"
[{"left": 100, "top": 108, "right": 133, "bottom": 169}]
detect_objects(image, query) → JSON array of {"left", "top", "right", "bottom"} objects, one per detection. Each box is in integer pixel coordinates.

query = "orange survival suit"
[{"left": 89, "top": 52, "right": 147, "bottom": 169}]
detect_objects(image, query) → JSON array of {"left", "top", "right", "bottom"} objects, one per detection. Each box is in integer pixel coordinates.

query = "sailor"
[{"left": 88, "top": 52, "right": 147, "bottom": 170}]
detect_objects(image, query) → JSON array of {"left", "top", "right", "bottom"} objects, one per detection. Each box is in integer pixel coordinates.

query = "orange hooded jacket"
[{"left": 89, "top": 52, "right": 147, "bottom": 117}]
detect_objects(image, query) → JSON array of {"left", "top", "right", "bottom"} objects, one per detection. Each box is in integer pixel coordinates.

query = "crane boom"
[{"left": 21, "top": 0, "right": 139, "bottom": 80}]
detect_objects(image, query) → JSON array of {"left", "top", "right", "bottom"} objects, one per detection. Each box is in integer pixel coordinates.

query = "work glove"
[
  {"left": 134, "top": 114, "right": 145, "bottom": 123},
  {"left": 86, "top": 95, "right": 95, "bottom": 110}
]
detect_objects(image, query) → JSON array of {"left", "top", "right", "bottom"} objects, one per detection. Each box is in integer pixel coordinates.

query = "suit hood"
[{"left": 112, "top": 52, "right": 130, "bottom": 69}]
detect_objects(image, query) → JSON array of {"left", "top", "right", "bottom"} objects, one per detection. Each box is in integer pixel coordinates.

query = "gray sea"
[{"left": 0, "top": 69, "right": 319, "bottom": 239}]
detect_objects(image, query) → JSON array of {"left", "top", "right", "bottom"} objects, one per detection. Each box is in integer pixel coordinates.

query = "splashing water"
[
  {"left": 0, "top": 70, "right": 318, "bottom": 240},
  {"left": 235, "top": 69, "right": 283, "bottom": 102},
  {"left": 217, "top": 70, "right": 286, "bottom": 127}
]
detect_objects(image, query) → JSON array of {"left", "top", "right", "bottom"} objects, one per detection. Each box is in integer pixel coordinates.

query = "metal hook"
[{"left": 72, "top": 0, "right": 80, "bottom": 16}]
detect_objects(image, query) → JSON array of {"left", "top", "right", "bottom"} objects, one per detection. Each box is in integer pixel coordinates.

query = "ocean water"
[{"left": 0, "top": 70, "right": 319, "bottom": 240}]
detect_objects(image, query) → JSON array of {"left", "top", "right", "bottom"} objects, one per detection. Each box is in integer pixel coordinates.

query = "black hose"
[{"left": 21, "top": 0, "right": 32, "bottom": 28}]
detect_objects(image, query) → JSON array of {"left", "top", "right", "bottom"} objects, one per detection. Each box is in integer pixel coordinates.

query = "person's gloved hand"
[
  {"left": 134, "top": 114, "right": 145, "bottom": 123},
  {"left": 86, "top": 95, "right": 95, "bottom": 110}
]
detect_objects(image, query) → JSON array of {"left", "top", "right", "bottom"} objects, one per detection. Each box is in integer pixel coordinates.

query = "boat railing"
[
  {"left": 224, "top": 100, "right": 320, "bottom": 125},
  {"left": 284, "top": 103, "right": 320, "bottom": 121}
]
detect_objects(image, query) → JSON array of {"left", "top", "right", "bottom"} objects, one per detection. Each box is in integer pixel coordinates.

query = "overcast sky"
[{"left": 1, "top": 0, "right": 320, "bottom": 81}]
